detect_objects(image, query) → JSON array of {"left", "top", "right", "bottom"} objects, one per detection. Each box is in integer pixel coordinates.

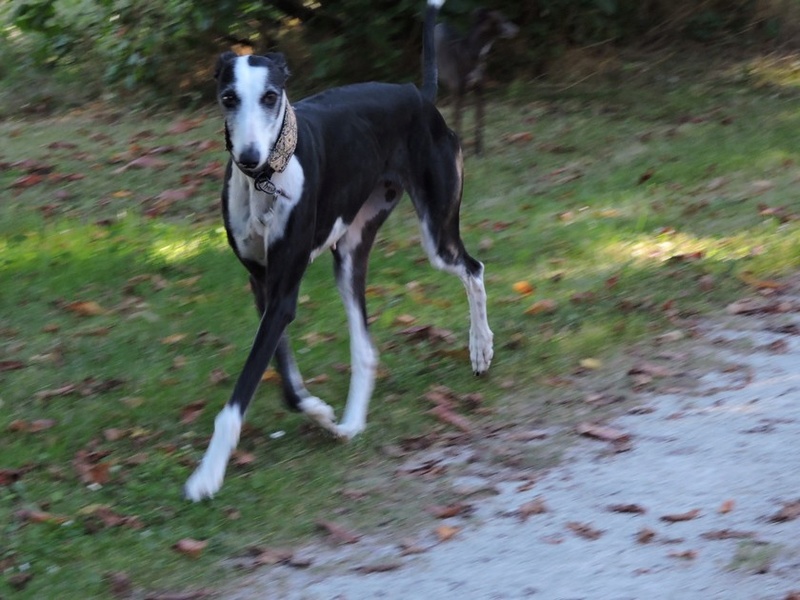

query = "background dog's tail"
[{"left": 421, "top": 0, "right": 445, "bottom": 103}]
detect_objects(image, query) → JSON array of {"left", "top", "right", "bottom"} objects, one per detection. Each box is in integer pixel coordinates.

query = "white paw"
[
  {"left": 299, "top": 396, "right": 338, "bottom": 433},
  {"left": 184, "top": 405, "right": 241, "bottom": 502},
  {"left": 470, "top": 326, "right": 494, "bottom": 375},
  {"left": 184, "top": 462, "right": 225, "bottom": 502},
  {"left": 334, "top": 421, "right": 365, "bottom": 441}
]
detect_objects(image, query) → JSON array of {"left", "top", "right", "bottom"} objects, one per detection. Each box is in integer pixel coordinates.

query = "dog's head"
[
  {"left": 474, "top": 9, "right": 519, "bottom": 41},
  {"left": 214, "top": 52, "right": 291, "bottom": 176}
]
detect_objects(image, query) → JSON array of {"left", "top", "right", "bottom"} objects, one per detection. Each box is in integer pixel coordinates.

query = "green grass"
[{"left": 2, "top": 52, "right": 800, "bottom": 598}]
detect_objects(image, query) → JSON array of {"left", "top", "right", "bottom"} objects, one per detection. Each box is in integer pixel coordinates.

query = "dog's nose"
[{"left": 238, "top": 146, "right": 261, "bottom": 171}]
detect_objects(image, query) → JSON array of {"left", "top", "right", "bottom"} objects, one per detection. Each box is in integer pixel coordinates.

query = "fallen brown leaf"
[
  {"left": 668, "top": 549, "right": 697, "bottom": 560},
  {"left": 660, "top": 508, "right": 701, "bottom": 523},
  {"left": 518, "top": 497, "right": 548, "bottom": 520},
  {"left": 769, "top": 499, "right": 800, "bottom": 523},
  {"left": 64, "top": 300, "right": 105, "bottom": 317},
  {"left": 701, "top": 529, "right": 755, "bottom": 540},
  {"left": 16, "top": 509, "right": 69, "bottom": 525},
  {"left": 0, "top": 468, "right": 24, "bottom": 486},
  {"left": 718, "top": 499, "right": 736, "bottom": 514},
  {"left": 512, "top": 281, "right": 535, "bottom": 295},
  {"left": 209, "top": 368, "right": 230, "bottom": 385},
  {"left": 104, "top": 571, "right": 133, "bottom": 599},
  {"left": 354, "top": 561, "right": 403, "bottom": 574},
  {"left": 316, "top": 520, "right": 361, "bottom": 545},
  {"left": 249, "top": 546, "right": 294, "bottom": 567},
  {"left": 180, "top": 400, "right": 206, "bottom": 425},
  {"left": 429, "top": 405, "right": 473, "bottom": 433},
  {"left": 566, "top": 521, "right": 603, "bottom": 540},
  {"left": 427, "top": 502, "right": 472, "bottom": 519},
  {"left": 173, "top": 538, "right": 208, "bottom": 558},
  {"left": 608, "top": 503, "right": 646, "bottom": 515},
  {"left": 8, "top": 419, "right": 57, "bottom": 433},
  {"left": 435, "top": 524, "right": 460, "bottom": 542},
  {"left": 636, "top": 527, "right": 657, "bottom": 544},
  {"left": 8, "top": 572, "right": 33, "bottom": 590},
  {"left": 628, "top": 362, "right": 677, "bottom": 378},
  {"left": 0, "top": 360, "right": 26, "bottom": 371},
  {"left": 524, "top": 299, "right": 558, "bottom": 315},
  {"left": 576, "top": 422, "right": 631, "bottom": 443}
]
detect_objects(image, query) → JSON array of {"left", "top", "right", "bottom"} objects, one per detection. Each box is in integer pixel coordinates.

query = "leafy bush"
[{"left": 2, "top": 0, "right": 798, "bottom": 108}]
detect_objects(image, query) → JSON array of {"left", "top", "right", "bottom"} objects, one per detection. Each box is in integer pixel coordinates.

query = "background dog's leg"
[
  {"left": 474, "top": 83, "right": 484, "bottom": 156},
  {"left": 332, "top": 187, "right": 399, "bottom": 440},
  {"left": 453, "top": 89, "right": 464, "bottom": 143}
]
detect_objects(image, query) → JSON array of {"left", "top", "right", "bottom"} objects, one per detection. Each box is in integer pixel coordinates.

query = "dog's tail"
[{"left": 420, "top": 0, "right": 444, "bottom": 103}]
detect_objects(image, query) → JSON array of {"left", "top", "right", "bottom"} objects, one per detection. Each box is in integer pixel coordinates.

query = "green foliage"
[{"left": 3, "top": 0, "right": 797, "bottom": 105}]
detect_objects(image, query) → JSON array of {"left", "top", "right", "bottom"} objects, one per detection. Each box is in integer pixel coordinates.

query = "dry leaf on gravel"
[
  {"left": 248, "top": 547, "right": 294, "bottom": 567},
  {"left": 701, "top": 529, "right": 755, "bottom": 540},
  {"left": 354, "top": 561, "right": 403, "bottom": 574},
  {"left": 435, "top": 524, "right": 460, "bottom": 542},
  {"left": 768, "top": 499, "right": 800, "bottom": 523},
  {"left": 668, "top": 549, "right": 697, "bottom": 560},
  {"left": 628, "top": 362, "right": 677, "bottom": 378},
  {"left": 427, "top": 503, "right": 473, "bottom": 519},
  {"left": 316, "top": 520, "right": 362, "bottom": 545},
  {"left": 575, "top": 422, "right": 631, "bottom": 443},
  {"left": 608, "top": 503, "right": 646, "bottom": 515},
  {"left": 660, "top": 508, "right": 701, "bottom": 523},
  {"left": 518, "top": 497, "right": 548, "bottom": 521},
  {"left": 566, "top": 522, "right": 604, "bottom": 540},
  {"left": 636, "top": 528, "right": 657, "bottom": 544}
]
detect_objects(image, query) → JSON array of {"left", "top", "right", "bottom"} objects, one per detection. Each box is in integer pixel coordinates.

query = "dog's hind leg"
[
  {"left": 274, "top": 335, "right": 336, "bottom": 428},
  {"left": 411, "top": 140, "right": 493, "bottom": 374},
  {"left": 331, "top": 185, "right": 400, "bottom": 440}
]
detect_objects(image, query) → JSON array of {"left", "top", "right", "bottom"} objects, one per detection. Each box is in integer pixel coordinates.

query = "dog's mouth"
[{"left": 236, "top": 163, "right": 259, "bottom": 178}]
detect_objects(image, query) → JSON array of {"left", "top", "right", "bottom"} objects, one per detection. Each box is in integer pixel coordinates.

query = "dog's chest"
[{"left": 224, "top": 160, "right": 304, "bottom": 265}]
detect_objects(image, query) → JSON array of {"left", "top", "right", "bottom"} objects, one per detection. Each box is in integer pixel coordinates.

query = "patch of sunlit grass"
[{"left": 742, "top": 53, "right": 800, "bottom": 89}]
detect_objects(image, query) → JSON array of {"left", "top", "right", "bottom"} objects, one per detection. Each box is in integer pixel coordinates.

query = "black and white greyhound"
[{"left": 184, "top": 0, "right": 493, "bottom": 501}]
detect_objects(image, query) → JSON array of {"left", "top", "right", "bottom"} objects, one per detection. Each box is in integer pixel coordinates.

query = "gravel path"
[{"left": 230, "top": 300, "right": 800, "bottom": 600}]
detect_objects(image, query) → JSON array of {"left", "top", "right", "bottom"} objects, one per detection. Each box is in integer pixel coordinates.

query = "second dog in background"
[{"left": 435, "top": 8, "right": 518, "bottom": 155}]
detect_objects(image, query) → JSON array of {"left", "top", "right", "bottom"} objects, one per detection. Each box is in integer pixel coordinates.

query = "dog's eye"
[
  {"left": 220, "top": 92, "right": 238, "bottom": 109},
  {"left": 262, "top": 91, "right": 279, "bottom": 106}
]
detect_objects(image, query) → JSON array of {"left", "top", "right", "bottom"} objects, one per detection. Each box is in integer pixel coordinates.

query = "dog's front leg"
[{"left": 184, "top": 260, "right": 305, "bottom": 501}]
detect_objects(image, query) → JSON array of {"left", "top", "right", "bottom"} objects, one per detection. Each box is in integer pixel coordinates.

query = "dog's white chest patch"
[{"left": 225, "top": 158, "right": 304, "bottom": 265}]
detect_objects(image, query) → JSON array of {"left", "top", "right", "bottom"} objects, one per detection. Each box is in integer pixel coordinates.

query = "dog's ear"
[
  {"left": 215, "top": 51, "right": 238, "bottom": 80},
  {"left": 264, "top": 52, "right": 291, "bottom": 82}
]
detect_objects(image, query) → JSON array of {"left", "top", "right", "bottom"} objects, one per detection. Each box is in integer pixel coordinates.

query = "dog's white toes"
[
  {"left": 184, "top": 464, "right": 224, "bottom": 502},
  {"left": 470, "top": 329, "right": 494, "bottom": 375},
  {"left": 334, "top": 422, "right": 365, "bottom": 441},
  {"left": 299, "top": 396, "right": 338, "bottom": 433}
]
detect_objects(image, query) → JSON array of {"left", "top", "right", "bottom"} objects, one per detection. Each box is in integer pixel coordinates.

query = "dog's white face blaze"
[{"left": 227, "top": 57, "right": 286, "bottom": 172}]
